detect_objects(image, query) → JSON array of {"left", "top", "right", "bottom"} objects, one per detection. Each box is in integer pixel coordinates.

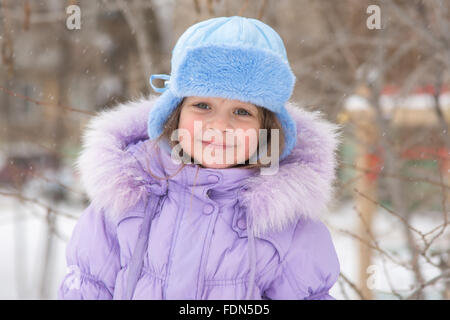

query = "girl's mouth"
[{"left": 201, "top": 140, "right": 235, "bottom": 149}]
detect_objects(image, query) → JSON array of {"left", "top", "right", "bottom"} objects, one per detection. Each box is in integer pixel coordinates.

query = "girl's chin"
[
  {"left": 199, "top": 162, "right": 235, "bottom": 169},
  {"left": 179, "top": 144, "right": 252, "bottom": 168}
]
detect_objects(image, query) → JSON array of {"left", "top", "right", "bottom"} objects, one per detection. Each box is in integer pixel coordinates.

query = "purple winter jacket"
[{"left": 57, "top": 95, "right": 342, "bottom": 300}]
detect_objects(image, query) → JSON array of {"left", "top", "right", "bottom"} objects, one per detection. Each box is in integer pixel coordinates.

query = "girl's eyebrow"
[
  {"left": 189, "top": 98, "right": 215, "bottom": 104},
  {"left": 241, "top": 104, "right": 257, "bottom": 110}
]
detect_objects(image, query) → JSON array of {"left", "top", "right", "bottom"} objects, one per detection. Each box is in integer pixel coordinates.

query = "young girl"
[{"left": 58, "top": 16, "right": 342, "bottom": 300}]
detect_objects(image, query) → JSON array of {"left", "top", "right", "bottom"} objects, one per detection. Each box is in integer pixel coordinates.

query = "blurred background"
[{"left": 0, "top": 0, "right": 449, "bottom": 300}]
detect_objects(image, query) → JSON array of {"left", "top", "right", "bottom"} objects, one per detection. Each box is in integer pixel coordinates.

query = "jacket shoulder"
[
  {"left": 257, "top": 218, "right": 299, "bottom": 262},
  {"left": 261, "top": 217, "right": 340, "bottom": 299},
  {"left": 259, "top": 216, "right": 336, "bottom": 263}
]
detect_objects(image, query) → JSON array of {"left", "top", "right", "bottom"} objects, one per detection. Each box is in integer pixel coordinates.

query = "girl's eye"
[
  {"left": 193, "top": 103, "right": 251, "bottom": 116},
  {"left": 235, "top": 108, "right": 251, "bottom": 116},
  {"left": 193, "top": 103, "right": 210, "bottom": 110}
]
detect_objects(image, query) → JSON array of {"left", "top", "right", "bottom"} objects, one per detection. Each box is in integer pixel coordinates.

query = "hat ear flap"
[
  {"left": 276, "top": 109, "right": 297, "bottom": 161},
  {"left": 148, "top": 89, "right": 184, "bottom": 140}
]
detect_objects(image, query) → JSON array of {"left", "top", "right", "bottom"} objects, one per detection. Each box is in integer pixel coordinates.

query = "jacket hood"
[{"left": 75, "top": 94, "right": 342, "bottom": 237}]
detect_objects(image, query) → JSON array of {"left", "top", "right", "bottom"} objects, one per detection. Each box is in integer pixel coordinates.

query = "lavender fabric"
[{"left": 58, "top": 95, "right": 342, "bottom": 300}]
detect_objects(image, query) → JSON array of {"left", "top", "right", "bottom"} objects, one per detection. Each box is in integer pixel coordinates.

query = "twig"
[
  {"left": 339, "top": 272, "right": 366, "bottom": 300},
  {"left": 0, "top": 190, "right": 78, "bottom": 220},
  {"left": 405, "top": 268, "right": 450, "bottom": 299},
  {"left": 0, "top": 85, "right": 94, "bottom": 116}
]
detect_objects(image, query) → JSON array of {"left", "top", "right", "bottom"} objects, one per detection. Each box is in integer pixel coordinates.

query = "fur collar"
[{"left": 75, "top": 95, "right": 342, "bottom": 236}]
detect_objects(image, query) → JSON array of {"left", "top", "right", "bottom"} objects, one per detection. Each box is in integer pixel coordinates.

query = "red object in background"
[
  {"left": 362, "top": 145, "right": 384, "bottom": 182},
  {"left": 400, "top": 146, "right": 450, "bottom": 161},
  {"left": 381, "top": 84, "right": 450, "bottom": 96},
  {"left": 401, "top": 146, "right": 450, "bottom": 174},
  {"left": 365, "top": 84, "right": 450, "bottom": 180},
  {"left": 363, "top": 146, "right": 450, "bottom": 183},
  {"left": 364, "top": 151, "right": 384, "bottom": 182}
]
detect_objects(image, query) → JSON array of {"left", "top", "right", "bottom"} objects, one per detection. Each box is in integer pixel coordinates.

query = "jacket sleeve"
[
  {"left": 58, "top": 203, "right": 121, "bottom": 299},
  {"left": 263, "top": 218, "right": 340, "bottom": 300}
]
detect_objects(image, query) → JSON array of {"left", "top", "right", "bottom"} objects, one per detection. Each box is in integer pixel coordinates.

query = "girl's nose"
[{"left": 205, "top": 116, "right": 233, "bottom": 133}]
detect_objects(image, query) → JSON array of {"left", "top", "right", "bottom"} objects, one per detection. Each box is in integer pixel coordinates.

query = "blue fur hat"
[{"left": 148, "top": 16, "right": 297, "bottom": 161}]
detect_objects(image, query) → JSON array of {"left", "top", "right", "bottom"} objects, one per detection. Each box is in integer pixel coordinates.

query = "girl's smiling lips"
[{"left": 200, "top": 140, "right": 235, "bottom": 148}]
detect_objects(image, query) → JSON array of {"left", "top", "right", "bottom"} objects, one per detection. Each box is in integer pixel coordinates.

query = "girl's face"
[{"left": 177, "top": 96, "right": 260, "bottom": 169}]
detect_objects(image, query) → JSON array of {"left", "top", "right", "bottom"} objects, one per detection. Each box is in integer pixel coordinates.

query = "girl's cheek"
[
  {"left": 179, "top": 129, "right": 194, "bottom": 145},
  {"left": 178, "top": 115, "right": 196, "bottom": 143},
  {"left": 244, "top": 128, "right": 259, "bottom": 148}
]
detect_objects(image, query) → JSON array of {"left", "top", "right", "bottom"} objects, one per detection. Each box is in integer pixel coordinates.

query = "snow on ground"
[
  {"left": 325, "top": 201, "right": 448, "bottom": 299},
  {"left": 0, "top": 195, "right": 81, "bottom": 299},
  {"left": 0, "top": 195, "right": 448, "bottom": 299}
]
